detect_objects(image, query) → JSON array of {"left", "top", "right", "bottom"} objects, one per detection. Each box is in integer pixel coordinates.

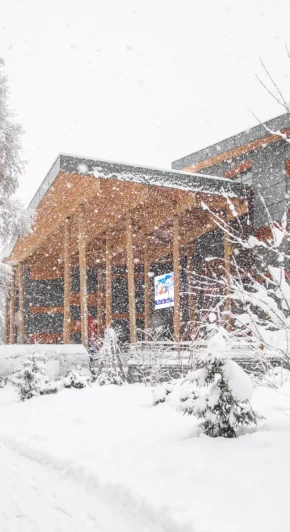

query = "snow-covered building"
[
  {"left": 172, "top": 112, "right": 290, "bottom": 240},
  {"left": 3, "top": 155, "right": 247, "bottom": 346}
]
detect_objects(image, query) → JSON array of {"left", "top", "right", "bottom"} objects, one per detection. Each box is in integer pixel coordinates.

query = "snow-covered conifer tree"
[
  {"left": 93, "top": 327, "right": 127, "bottom": 385},
  {"left": 12, "top": 351, "right": 48, "bottom": 401},
  {"left": 0, "top": 59, "right": 31, "bottom": 312},
  {"left": 179, "top": 325, "right": 261, "bottom": 437}
]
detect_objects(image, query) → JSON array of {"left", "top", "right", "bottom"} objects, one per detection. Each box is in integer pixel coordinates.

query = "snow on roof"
[
  {"left": 172, "top": 112, "right": 290, "bottom": 170},
  {"left": 1, "top": 154, "right": 247, "bottom": 262},
  {"left": 28, "top": 153, "right": 247, "bottom": 211}
]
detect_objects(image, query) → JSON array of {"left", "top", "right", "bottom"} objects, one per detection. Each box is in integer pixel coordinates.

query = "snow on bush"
[
  {"left": 11, "top": 351, "right": 48, "bottom": 401},
  {"left": 179, "top": 326, "right": 262, "bottom": 437},
  {"left": 261, "top": 366, "right": 290, "bottom": 389},
  {"left": 63, "top": 370, "right": 91, "bottom": 389},
  {"left": 152, "top": 383, "right": 173, "bottom": 406}
]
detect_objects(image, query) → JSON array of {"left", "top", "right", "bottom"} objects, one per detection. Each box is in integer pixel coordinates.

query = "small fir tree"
[
  {"left": 179, "top": 325, "right": 262, "bottom": 437},
  {"left": 93, "top": 327, "right": 127, "bottom": 385},
  {"left": 12, "top": 351, "right": 48, "bottom": 401}
]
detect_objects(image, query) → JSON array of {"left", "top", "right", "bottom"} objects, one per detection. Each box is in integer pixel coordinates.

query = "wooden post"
[
  {"left": 173, "top": 216, "right": 180, "bottom": 343},
  {"left": 79, "top": 204, "right": 88, "bottom": 348},
  {"left": 9, "top": 268, "right": 16, "bottom": 344},
  {"left": 105, "top": 231, "right": 112, "bottom": 329},
  {"left": 224, "top": 229, "right": 232, "bottom": 331},
  {"left": 187, "top": 253, "right": 196, "bottom": 324},
  {"left": 4, "top": 298, "right": 10, "bottom": 345},
  {"left": 18, "top": 262, "right": 25, "bottom": 343},
  {"left": 126, "top": 214, "right": 137, "bottom": 344},
  {"left": 63, "top": 217, "right": 71, "bottom": 344},
  {"left": 97, "top": 269, "right": 103, "bottom": 336},
  {"left": 144, "top": 251, "right": 151, "bottom": 336}
]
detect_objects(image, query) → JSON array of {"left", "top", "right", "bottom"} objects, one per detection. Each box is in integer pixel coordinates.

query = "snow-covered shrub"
[
  {"left": 152, "top": 383, "right": 173, "bottom": 406},
  {"left": 179, "top": 326, "right": 262, "bottom": 437},
  {"left": 63, "top": 370, "right": 90, "bottom": 389},
  {"left": 0, "top": 376, "right": 7, "bottom": 388},
  {"left": 92, "top": 328, "right": 127, "bottom": 385},
  {"left": 192, "top": 199, "right": 290, "bottom": 363},
  {"left": 11, "top": 351, "right": 48, "bottom": 401},
  {"left": 261, "top": 366, "right": 290, "bottom": 389}
]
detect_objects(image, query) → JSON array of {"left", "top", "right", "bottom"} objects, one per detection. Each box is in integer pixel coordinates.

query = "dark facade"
[{"left": 172, "top": 113, "right": 290, "bottom": 230}]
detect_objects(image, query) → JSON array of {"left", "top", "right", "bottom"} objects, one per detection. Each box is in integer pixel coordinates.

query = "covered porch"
[{"left": 3, "top": 155, "right": 248, "bottom": 347}]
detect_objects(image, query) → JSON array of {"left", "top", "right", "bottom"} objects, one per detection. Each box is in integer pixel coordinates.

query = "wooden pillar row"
[
  {"left": 187, "top": 253, "right": 196, "bottom": 324},
  {"left": 63, "top": 217, "right": 71, "bottom": 344},
  {"left": 9, "top": 268, "right": 16, "bottom": 344},
  {"left": 79, "top": 205, "right": 88, "bottom": 348},
  {"left": 97, "top": 269, "right": 103, "bottom": 336},
  {"left": 18, "top": 262, "right": 25, "bottom": 343},
  {"left": 105, "top": 231, "right": 112, "bottom": 329},
  {"left": 126, "top": 213, "right": 137, "bottom": 344},
  {"left": 173, "top": 215, "right": 181, "bottom": 343},
  {"left": 144, "top": 250, "right": 151, "bottom": 335},
  {"left": 4, "top": 298, "right": 10, "bottom": 345}
]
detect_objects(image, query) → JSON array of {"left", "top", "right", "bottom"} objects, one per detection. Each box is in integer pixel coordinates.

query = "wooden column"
[
  {"left": 126, "top": 214, "right": 137, "bottom": 344},
  {"left": 173, "top": 216, "right": 181, "bottom": 343},
  {"left": 9, "top": 268, "right": 16, "bottom": 344},
  {"left": 97, "top": 269, "right": 103, "bottom": 336},
  {"left": 18, "top": 262, "right": 25, "bottom": 343},
  {"left": 187, "top": 253, "right": 196, "bottom": 324},
  {"left": 144, "top": 250, "right": 151, "bottom": 335},
  {"left": 4, "top": 298, "right": 10, "bottom": 345},
  {"left": 63, "top": 217, "right": 71, "bottom": 344},
  {"left": 224, "top": 230, "right": 232, "bottom": 331},
  {"left": 79, "top": 205, "right": 88, "bottom": 348},
  {"left": 105, "top": 232, "right": 112, "bottom": 329}
]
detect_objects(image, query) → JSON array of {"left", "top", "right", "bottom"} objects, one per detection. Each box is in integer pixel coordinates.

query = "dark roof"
[
  {"left": 171, "top": 112, "right": 290, "bottom": 170},
  {"left": 28, "top": 153, "right": 247, "bottom": 210}
]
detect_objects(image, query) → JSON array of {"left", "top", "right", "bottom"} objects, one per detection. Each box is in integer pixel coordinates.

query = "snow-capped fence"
[
  {"left": 0, "top": 344, "right": 90, "bottom": 381},
  {"left": 126, "top": 339, "right": 287, "bottom": 382}
]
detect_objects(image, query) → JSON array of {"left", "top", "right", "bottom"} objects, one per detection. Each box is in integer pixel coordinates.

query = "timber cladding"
[{"left": 183, "top": 128, "right": 290, "bottom": 173}]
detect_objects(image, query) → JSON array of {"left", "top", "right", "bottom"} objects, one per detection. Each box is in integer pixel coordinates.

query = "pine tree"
[
  {"left": 0, "top": 59, "right": 31, "bottom": 312},
  {"left": 12, "top": 351, "right": 48, "bottom": 401},
  {"left": 93, "top": 328, "right": 127, "bottom": 385},
  {"left": 179, "top": 326, "right": 262, "bottom": 437}
]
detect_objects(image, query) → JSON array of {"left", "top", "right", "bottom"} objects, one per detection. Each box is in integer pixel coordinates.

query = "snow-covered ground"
[{"left": 1, "top": 381, "right": 290, "bottom": 532}]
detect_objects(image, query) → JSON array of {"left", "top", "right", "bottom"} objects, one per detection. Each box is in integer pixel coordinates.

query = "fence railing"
[{"left": 126, "top": 339, "right": 281, "bottom": 368}]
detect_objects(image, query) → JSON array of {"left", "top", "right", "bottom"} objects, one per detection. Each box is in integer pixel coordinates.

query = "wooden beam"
[
  {"left": 79, "top": 204, "right": 88, "bottom": 348},
  {"left": 144, "top": 249, "right": 151, "bottom": 335},
  {"left": 105, "top": 231, "right": 112, "bottom": 329},
  {"left": 224, "top": 229, "right": 232, "bottom": 331},
  {"left": 4, "top": 298, "right": 9, "bottom": 345},
  {"left": 183, "top": 128, "right": 290, "bottom": 173},
  {"left": 126, "top": 214, "right": 137, "bottom": 344},
  {"left": 18, "top": 263, "right": 25, "bottom": 343},
  {"left": 173, "top": 216, "right": 180, "bottom": 343},
  {"left": 9, "top": 269, "right": 16, "bottom": 344},
  {"left": 97, "top": 269, "right": 103, "bottom": 337},
  {"left": 30, "top": 307, "right": 64, "bottom": 314},
  {"left": 112, "top": 312, "right": 144, "bottom": 320},
  {"left": 187, "top": 253, "right": 196, "bottom": 324},
  {"left": 63, "top": 217, "right": 71, "bottom": 344}
]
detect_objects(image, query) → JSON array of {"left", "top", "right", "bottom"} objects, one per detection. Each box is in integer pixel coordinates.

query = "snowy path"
[{"left": 0, "top": 437, "right": 191, "bottom": 532}]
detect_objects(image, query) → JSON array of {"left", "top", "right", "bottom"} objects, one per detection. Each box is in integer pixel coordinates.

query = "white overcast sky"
[{"left": 1, "top": 0, "right": 290, "bottom": 206}]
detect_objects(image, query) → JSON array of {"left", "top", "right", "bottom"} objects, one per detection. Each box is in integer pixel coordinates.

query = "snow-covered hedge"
[{"left": 0, "top": 344, "right": 90, "bottom": 381}]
